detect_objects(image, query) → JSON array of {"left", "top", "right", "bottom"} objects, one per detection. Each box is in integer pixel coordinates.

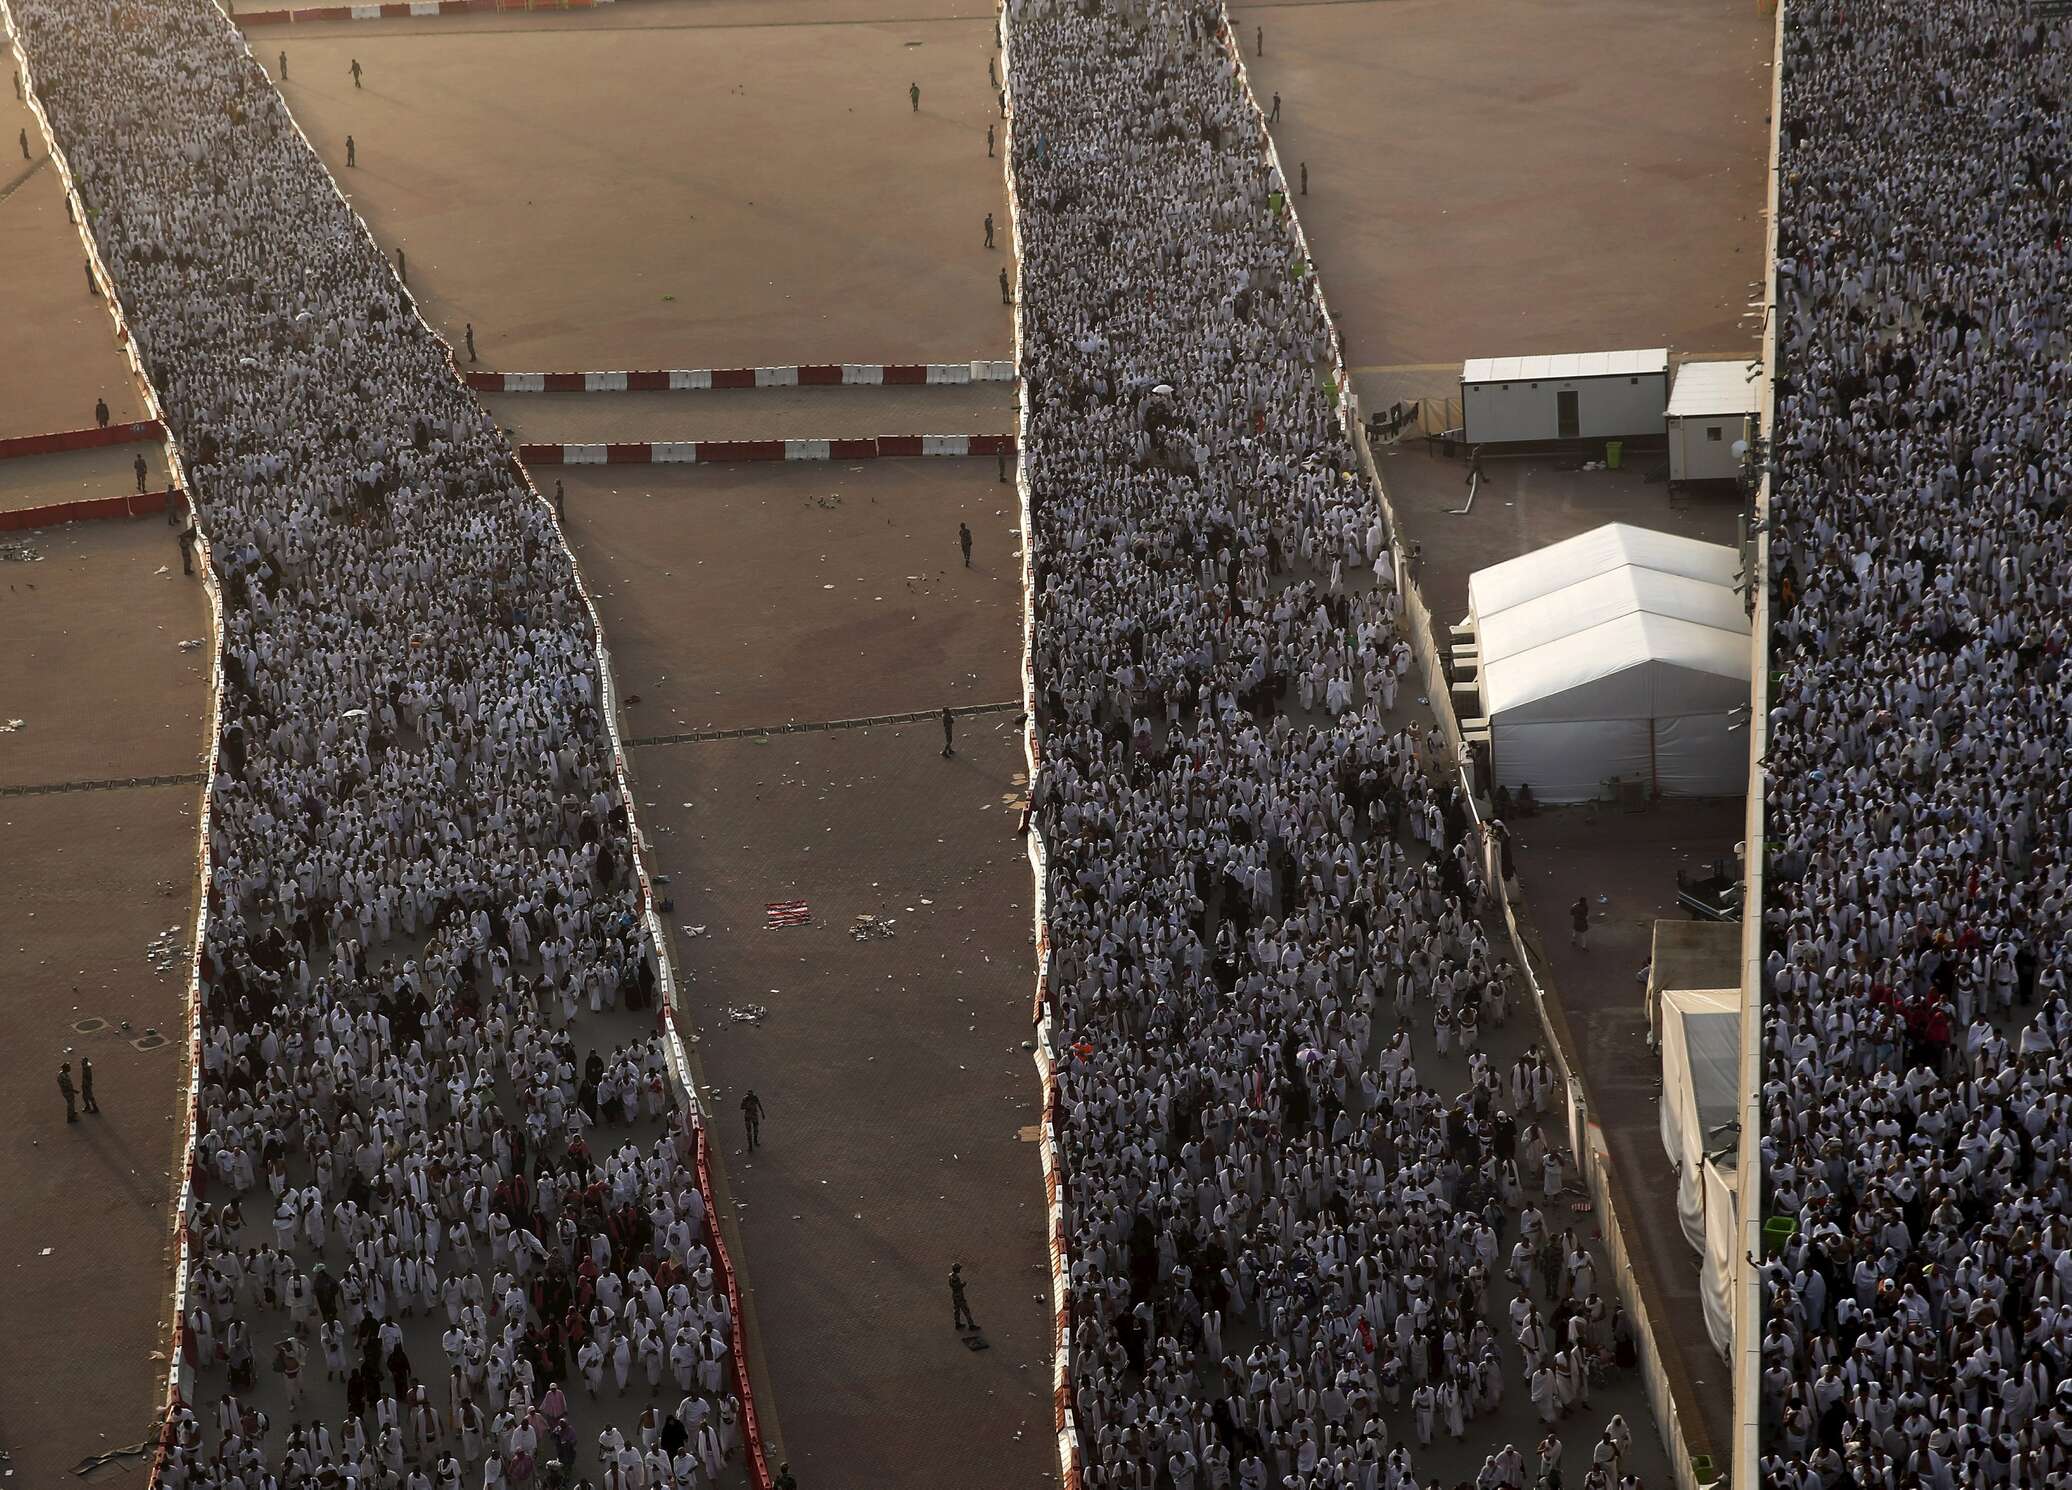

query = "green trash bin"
[
  {"left": 1763, "top": 1214, "right": 1798, "bottom": 1256},
  {"left": 1690, "top": 1455, "right": 1718, "bottom": 1487},
  {"left": 1605, "top": 439, "right": 1624, "bottom": 469}
]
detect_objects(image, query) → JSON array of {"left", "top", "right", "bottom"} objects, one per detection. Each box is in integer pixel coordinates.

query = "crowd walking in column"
[
  {"left": 10, "top": 2, "right": 747, "bottom": 1486},
  {"left": 1007, "top": 0, "right": 1662, "bottom": 1485},
  {"left": 1759, "top": 3, "right": 2072, "bottom": 1488}
]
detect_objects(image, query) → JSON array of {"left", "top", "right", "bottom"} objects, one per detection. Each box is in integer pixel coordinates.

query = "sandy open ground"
[
  {"left": 572, "top": 454, "right": 1051, "bottom": 1488},
  {"left": 1234, "top": 0, "right": 1770, "bottom": 409},
  {"left": 0, "top": 87, "right": 148, "bottom": 442},
  {"left": 0, "top": 523, "right": 210, "bottom": 1490},
  {"left": 258, "top": 14, "right": 1014, "bottom": 374},
  {"left": 561, "top": 457, "right": 1024, "bottom": 737}
]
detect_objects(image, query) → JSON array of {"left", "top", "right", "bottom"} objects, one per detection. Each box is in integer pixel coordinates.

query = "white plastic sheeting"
[
  {"left": 1468, "top": 524, "right": 1752, "bottom": 800},
  {"left": 1659, "top": 986, "right": 1741, "bottom": 1360}
]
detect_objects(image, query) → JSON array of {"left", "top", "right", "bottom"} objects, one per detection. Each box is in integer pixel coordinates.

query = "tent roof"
[
  {"left": 1665, "top": 986, "right": 1741, "bottom": 1151},
  {"left": 1462, "top": 348, "right": 1669, "bottom": 385},
  {"left": 1667, "top": 359, "right": 1762, "bottom": 419},
  {"left": 1470, "top": 525, "right": 1752, "bottom": 718}
]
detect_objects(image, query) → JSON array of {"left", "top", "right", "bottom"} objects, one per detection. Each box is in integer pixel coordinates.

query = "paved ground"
[
  {"left": 1233, "top": 0, "right": 1772, "bottom": 415},
  {"left": 561, "top": 458, "right": 1024, "bottom": 737},
  {"left": 488, "top": 383, "right": 1017, "bottom": 445},
  {"left": 1504, "top": 796, "right": 1748, "bottom": 1459},
  {"left": 0, "top": 523, "right": 211, "bottom": 1490},
  {"left": 258, "top": 13, "right": 1013, "bottom": 374},
  {"left": 0, "top": 443, "right": 171, "bottom": 516},
  {"left": 0, "top": 89, "right": 148, "bottom": 443},
  {"left": 575, "top": 455, "right": 1051, "bottom": 1489},
  {"left": 0, "top": 519, "right": 211, "bottom": 787},
  {"left": 1380, "top": 442, "right": 1747, "bottom": 629}
]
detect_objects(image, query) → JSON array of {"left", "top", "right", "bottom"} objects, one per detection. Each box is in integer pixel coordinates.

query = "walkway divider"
[
  {"left": 0, "top": 419, "right": 163, "bottom": 461},
  {"left": 467, "top": 361, "right": 1015, "bottom": 392},
  {"left": 0, "top": 487, "right": 180, "bottom": 531},
  {"left": 237, "top": 0, "right": 623, "bottom": 25},
  {"left": 516, "top": 434, "right": 1015, "bottom": 464}
]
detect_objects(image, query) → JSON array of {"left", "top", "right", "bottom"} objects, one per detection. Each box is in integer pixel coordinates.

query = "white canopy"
[
  {"left": 1659, "top": 985, "right": 1741, "bottom": 1360},
  {"left": 1469, "top": 525, "right": 1752, "bottom": 801}
]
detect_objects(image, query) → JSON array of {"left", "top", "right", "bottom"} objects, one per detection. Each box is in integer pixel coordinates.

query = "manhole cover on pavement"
[
  {"left": 72, "top": 1017, "right": 108, "bottom": 1034},
  {"left": 130, "top": 1032, "right": 169, "bottom": 1052}
]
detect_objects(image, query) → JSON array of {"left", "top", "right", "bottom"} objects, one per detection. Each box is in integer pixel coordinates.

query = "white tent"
[
  {"left": 1468, "top": 524, "right": 1752, "bottom": 802},
  {"left": 1659, "top": 985, "right": 1741, "bottom": 1359}
]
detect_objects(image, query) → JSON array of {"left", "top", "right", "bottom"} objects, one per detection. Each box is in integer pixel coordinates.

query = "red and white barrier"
[
  {"left": 516, "top": 434, "right": 1016, "bottom": 465},
  {"left": 0, "top": 419, "right": 164, "bottom": 462},
  {"left": 0, "top": 487, "right": 180, "bottom": 532},
  {"left": 464, "top": 360, "right": 1016, "bottom": 393},
  {"left": 237, "top": 0, "right": 619, "bottom": 25}
]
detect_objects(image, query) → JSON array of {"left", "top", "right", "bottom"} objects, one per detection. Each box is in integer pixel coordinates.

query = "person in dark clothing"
[
  {"left": 1300, "top": 161, "right": 1307, "bottom": 196},
  {"left": 1000, "top": 267, "right": 1012, "bottom": 305},
  {"left": 135, "top": 451, "right": 149, "bottom": 494},
  {"left": 179, "top": 523, "right": 196, "bottom": 576},
  {"left": 95, "top": 396, "right": 110, "bottom": 429},
  {"left": 1570, "top": 896, "right": 1591, "bottom": 950},
  {"left": 85, "top": 258, "right": 97, "bottom": 296},
  {"left": 395, "top": 246, "right": 406, "bottom": 285},
  {"left": 554, "top": 480, "right": 565, "bottom": 522},
  {"left": 984, "top": 212, "right": 995, "bottom": 248},
  {"left": 350, "top": 58, "right": 363, "bottom": 88},
  {"left": 959, "top": 522, "right": 973, "bottom": 567},
  {"left": 279, "top": 50, "right": 287, "bottom": 79},
  {"left": 345, "top": 135, "right": 355, "bottom": 168},
  {"left": 910, "top": 81, "right": 920, "bottom": 112},
  {"left": 1256, "top": 24, "right": 1263, "bottom": 56},
  {"left": 465, "top": 323, "right": 476, "bottom": 362},
  {"left": 941, "top": 706, "right": 955, "bottom": 757},
  {"left": 18, "top": 127, "right": 29, "bottom": 161},
  {"left": 1270, "top": 91, "right": 1281, "bottom": 124},
  {"left": 58, "top": 1062, "right": 78, "bottom": 1123},
  {"left": 80, "top": 1056, "right": 98, "bottom": 1114},
  {"left": 741, "top": 1089, "right": 765, "bottom": 1149},
  {"left": 949, "top": 1263, "right": 977, "bottom": 1330},
  {"left": 987, "top": 123, "right": 995, "bottom": 158}
]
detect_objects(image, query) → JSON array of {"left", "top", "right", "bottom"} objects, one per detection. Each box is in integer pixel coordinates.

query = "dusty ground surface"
[
  {"left": 0, "top": 524, "right": 211, "bottom": 1490},
  {"left": 561, "top": 458, "right": 1024, "bottom": 737},
  {"left": 0, "top": 89, "right": 148, "bottom": 443},
  {"left": 1380, "top": 442, "right": 1747, "bottom": 629},
  {"left": 0, "top": 522, "right": 213, "bottom": 785},
  {"left": 488, "top": 383, "right": 1017, "bottom": 445},
  {"left": 1233, "top": 0, "right": 1771, "bottom": 412},
  {"left": 574, "top": 452, "right": 1051, "bottom": 1488},
  {"left": 0, "top": 443, "right": 171, "bottom": 516},
  {"left": 1504, "top": 796, "right": 1748, "bottom": 1458},
  {"left": 257, "top": 14, "right": 1013, "bottom": 374}
]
